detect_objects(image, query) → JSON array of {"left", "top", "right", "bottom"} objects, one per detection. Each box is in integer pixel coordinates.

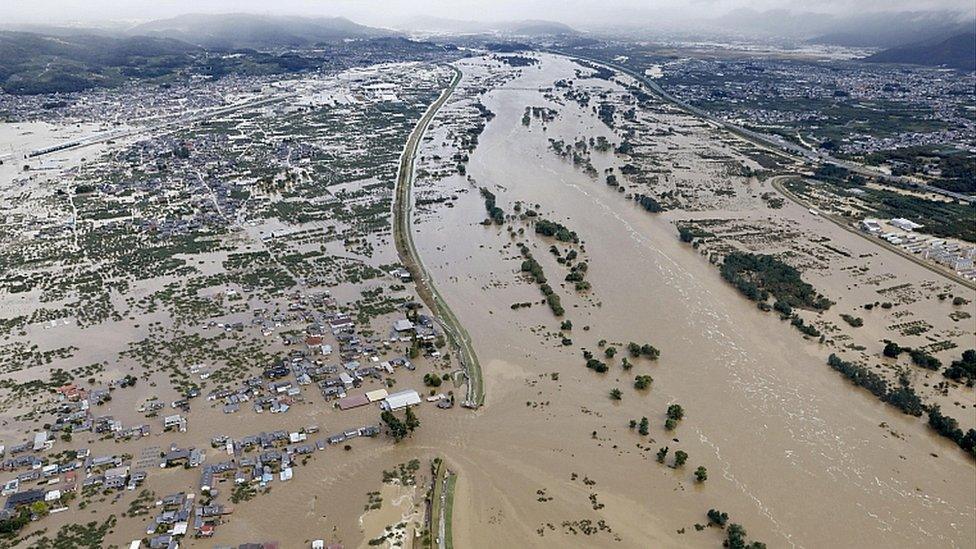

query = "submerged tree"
[
  {"left": 404, "top": 406, "right": 420, "bottom": 432},
  {"left": 381, "top": 410, "right": 408, "bottom": 441},
  {"left": 634, "top": 375, "right": 653, "bottom": 390},
  {"left": 695, "top": 466, "right": 708, "bottom": 482}
]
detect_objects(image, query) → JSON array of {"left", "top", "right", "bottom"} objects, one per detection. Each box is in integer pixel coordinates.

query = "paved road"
[
  {"left": 549, "top": 51, "right": 975, "bottom": 290},
  {"left": 552, "top": 51, "right": 971, "bottom": 204},
  {"left": 392, "top": 66, "right": 485, "bottom": 407}
]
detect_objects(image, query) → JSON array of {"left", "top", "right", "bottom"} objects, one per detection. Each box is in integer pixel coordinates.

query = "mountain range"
[
  {"left": 395, "top": 16, "right": 577, "bottom": 36},
  {"left": 865, "top": 32, "right": 976, "bottom": 71},
  {"left": 129, "top": 13, "right": 394, "bottom": 49},
  {"left": 709, "top": 9, "right": 974, "bottom": 48}
]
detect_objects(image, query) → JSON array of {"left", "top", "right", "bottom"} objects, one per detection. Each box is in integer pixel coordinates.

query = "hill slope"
[
  {"left": 397, "top": 16, "right": 577, "bottom": 36},
  {"left": 865, "top": 32, "right": 976, "bottom": 71},
  {"left": 130, "top": 13, "right": 395, "bottom": 49},
  {"left": 0, "top": 31, "right": 198, "bottom": 94}
]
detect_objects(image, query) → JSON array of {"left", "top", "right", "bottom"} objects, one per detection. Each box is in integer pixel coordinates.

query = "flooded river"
[{"left": 409, "top": 54, "right": 976, "bottom": 548}]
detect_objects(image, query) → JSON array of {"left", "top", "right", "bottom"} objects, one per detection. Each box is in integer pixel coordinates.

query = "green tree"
[
  {"left": 30, "top": 501, "right": 49, "bottom": 517},
  {"left": 640, "top": 344, "right": 660, "bottom": 360},
  {"left": 666, "top": 404, "right": 684, "bottom": 421},
  {"left": 627, "top": 342, "right": 641, "bottom": 357},
  {"left": 707, "top": 509, "right": 728, "bottom": 527},
  {"left": 605, "top": 346, "right": 617, "bottom": 358},
  {"left": 638, "top": 417, "right": 649, "bottom": 436},
  {"left": 695, "top": 466, "right": 708, "bottom": 482},
  {"left": 381, "top": 411, "right": 408, "bottom": 441},
  {"left": 726, "top": 523, "right": 747, "bottom": 549},
  {"left": 609, "top": 388, "right": 622, "bottom": 400},
  {"left": 656, "top": 446, "right": 669, "bottom": 463},
  {"left": 634, "top": 375, "right": 653, "bottom": 390},
  {"left": 404, "top": 407, "right": 420, "bottom": 432},
  {"left": 673, "top": 450, "right": 688, "bottom": 467},
  {"left": 883, "top": 341, "right": 902, "bottom": 358}
]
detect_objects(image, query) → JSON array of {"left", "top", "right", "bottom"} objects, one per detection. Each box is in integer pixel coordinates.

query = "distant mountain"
[
  {"left": 712, "top": 9, "right": 835, "bottom": 39},
  {"left": 397, "top": 16, "right": 577, "bottom": 36},
  {"left": 0, "top": 31, "right": 198, "bottom": 94},
  {"left": 708, "top": 8, "right": 974, "bottom": 48},
  {"left": 864, "top": 32, "right": 976, "bottom": 71},
  {"left": 129, "top": 13, "right": 395, "bottom": 49},
  {"left": 0, "top": 21, "right": 455, "bottom": 96},
  {"left": 810, "top": 13, "right": 974, "bottom": 48},
  {"left": 507, "top": 20, "right": 578, "bottom": 36}
]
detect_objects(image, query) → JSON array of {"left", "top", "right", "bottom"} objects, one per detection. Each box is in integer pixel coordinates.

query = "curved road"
[
  {"left": 392, "top": 65, "right": 485, "bottom": 407},
  {"left": 551, "top": 51, "right": 974, "bottom": 290}
]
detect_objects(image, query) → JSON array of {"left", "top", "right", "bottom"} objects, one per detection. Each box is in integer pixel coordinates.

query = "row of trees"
[
  {"left": 518, "top": 244, "right": 564, "bottom": 316},
  {"left": 480, "top": 188, "right": 504, "bottom": 224},
  {"left": 535, "top": 218, "right": 579, "bottom": 243},
  {"left": 634, "top": 193, "right": 664, "bottom": 213},
  {"left": 883, "top": 343, "right": 976, "bottom": 386},
  {"left": 927, "top": 405, "right": 976, "bottom": 457},
  {"left": 827, "top": 354, "right": 923, "bottom": 416}
]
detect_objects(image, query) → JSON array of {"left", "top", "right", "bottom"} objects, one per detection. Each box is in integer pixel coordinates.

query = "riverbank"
[{"left": 392, "top": 65, "right": 485, "bottom": 407}]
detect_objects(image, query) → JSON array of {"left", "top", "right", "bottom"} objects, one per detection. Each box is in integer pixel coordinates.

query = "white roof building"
[
  {"left": 382, "top": 389, "right": 421, "bottom": 411},
  {"left": 393, "top": 319, "right": 415, "bottom": 332},
  {"left": 33, "top": 431, "right": 50, "bottom": 452},
  {"left": 891, "top": 218, "right": 923, "bottom": 231}
]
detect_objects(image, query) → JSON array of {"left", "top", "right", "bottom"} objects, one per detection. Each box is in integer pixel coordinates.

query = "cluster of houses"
[
  {"left": 0, "top": 446, "right": 160, "bottom": 522},
  {"left": 201, "top": 304, "right": 442, "bottom": 420},
  {"left": 187, "top": 422, "right": 379, "bottom": 540},
  {"left": 137, "top": 490, "right": 235, "bottom": 548},
  {"left": 859, "top": 217, "right": 976, "bottom": 277},
  {"left": 0, "top": 286, "right": 445, "bottom": 540}
]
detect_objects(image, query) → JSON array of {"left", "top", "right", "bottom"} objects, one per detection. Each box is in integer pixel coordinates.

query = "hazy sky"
[{"left": 2, "top": 0, "right": 974, "bottom": 27}]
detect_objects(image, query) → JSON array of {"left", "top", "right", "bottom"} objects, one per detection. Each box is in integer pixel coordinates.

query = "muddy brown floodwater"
[{"left": 407, "top": 54, "right": 976, "bottom": 548}]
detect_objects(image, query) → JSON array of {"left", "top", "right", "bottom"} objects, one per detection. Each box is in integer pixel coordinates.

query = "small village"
[{"left": 0, "top": 291, "right": 457, "bottom": 546}]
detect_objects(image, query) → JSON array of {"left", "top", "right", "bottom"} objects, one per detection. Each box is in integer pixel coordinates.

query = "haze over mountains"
[
  {"left": 0, "top": 9, "right": 973, "bottom": 96},
  {"left": 866, "top": 32, "right": 976, "bottom": 71},
  {"left": 129, "top": 13, "right": 394, "bottom": 49},
  {"left": 710, "top": 8, "right": 974, "bottom": 47},
  {"left": 394, "top": 16, "right": 578, "bottom": 36}
]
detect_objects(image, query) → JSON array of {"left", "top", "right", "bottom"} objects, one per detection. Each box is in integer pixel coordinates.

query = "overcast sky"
[{"left": 2, "top": 0, "right": 974, "bottom": 27}]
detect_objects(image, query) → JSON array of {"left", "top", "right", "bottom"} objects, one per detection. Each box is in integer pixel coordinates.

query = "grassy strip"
[
  {"left": 443, "top": 473, "right": 457, "bottom": 549},
  {"left": 429, "top": 459, "right": 447, "bottom": 548}
]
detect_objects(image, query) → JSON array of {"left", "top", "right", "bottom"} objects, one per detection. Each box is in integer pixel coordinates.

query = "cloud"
[{"left": 1, "top": 0, "right": 973, "bottom": 28}]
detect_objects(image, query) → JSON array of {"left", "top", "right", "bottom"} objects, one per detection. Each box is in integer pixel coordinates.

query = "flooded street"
[{"left": 410, "top": 54, "right": 976, "bottom": 547}]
